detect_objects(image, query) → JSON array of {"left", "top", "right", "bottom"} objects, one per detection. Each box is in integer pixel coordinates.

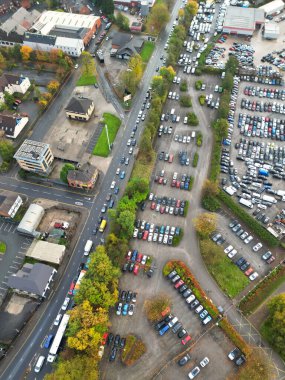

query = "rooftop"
[
  {"left": 65, "top": 96, "right": 94, "bottom": 114},
  {"left": 26, "top": 240, "right": 65, "bottom": 265},
  {"left": 14, "top": 139, "right": 51, "bottom": 161},
  {"left": 67, "top": 162, "right": 98, "bottom": 183},
  {"left": 49, "top": 25, "right": 88, "bottom": 39},
  {"left": 259, "top": 0, "right": 284, "bottom": 13},
  {"left": 224, "top": 6, "right": 264, "bottom": 30},
  {"left": 0, "top": 7, "right": 40, "bottom": 35}
]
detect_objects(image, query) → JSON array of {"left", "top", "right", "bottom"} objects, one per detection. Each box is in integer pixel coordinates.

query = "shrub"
[
  {"left": 184, "top": 200, "right": 190, "bottom": 217},
  {"left": 201, "top": 195, "right": 220, "bottom": 211},
  {"left": 195, "top": 80, "right": 203, "bottom": 90},
  {"left": 196, "top": 131, "right": 203, "bottom": 147},
  {"left": 199, "top": 94, "right": 206, "bottom": 105},
  {"left": 180, "top": 80, "right": 188, "bottom": 91},
  {"left": 187, "top": 112, "right": 199, "bottom": 126},
  {"left": 144, "top": 294, "right": 172, "bottom": 322},
  {"left": 172, "top": 228, "right": 184, "bottom": 246},
  {"left": 180, "top": 95, "right": 192, "bottom": 107},
  {"left": 189, "top": 176, "right": 194, "bottom": 190},
  {"left": 192, "top": 152, "right": 199, "bottom": 167}
]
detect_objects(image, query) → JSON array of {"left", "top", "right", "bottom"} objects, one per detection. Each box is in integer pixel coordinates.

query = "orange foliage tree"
[{"left": 20, "top": 45, "right": 33, "bottom": 61}]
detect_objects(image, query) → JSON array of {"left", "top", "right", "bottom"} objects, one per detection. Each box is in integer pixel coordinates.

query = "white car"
[
  {"left": 163, "top": 234, "right": 169, "bottom": 244},
  {"left": 173, "top": 172, "right": 178, "bottom": 180},
  {"left": 54, "top": 314, "right": 62, "bottom": 326},
  {"left": 148, "top": 233, "right": 153, "bottom": 242},
  {"left": 228, "top": 249, "right": 237, "bottom": 259},
  {"left": 224, "top": 245, "right": 233, "bottom": 254},
  {"left": 61, "top": 297, "right": 70, "bottom": 311},
  {"left": 110, "top": 180, "right": 116, "bottom": 189},
  {"left": 141, "top": 255, "right": 148, "bottom": 265},
  {"left": 188, "top": 366, "right": 200, "bottom": 379},
  {"left": 195, "top": 305, "right": 203, "bottom": 313},
  {"left": 116, "top": 302, "right": 123, "bottom": 315},
  {"left": 186, "top": 294, "right": 195, "bottom": 304},
  {"left": 116, "top": 168, "right": 120, "bottom": 175},
  {"left": 127, "top": 139, "right": 131, "bottom": 146},
  {"left": 153, "top": 233, "right": 158, "bottom": 242},
  {"left": 253, "top": 242, "right": 263, "bottom": 252},
  {"left": 244, "top": 235, "right": 253, "bottom": 244},
  {"left": 129, "top": 147, "right": 133, "bottom": 155},
  {"left": 74, "top": 64, "right": 79, "bottom": 69},
  {"left": 200, "top": 357, "right": 209, "bottom": 368},
  {"left": 133, "top": 228, "right": 139, "bottom": 238},
  {"left": 249, "top": 272, "right": 259, "bottom": 281},
  {"left": 149, "top": 192, "right": 154, "bottom": 201},
  {"left": 184, "top": 116, "right": 188, "bottom": 124}
]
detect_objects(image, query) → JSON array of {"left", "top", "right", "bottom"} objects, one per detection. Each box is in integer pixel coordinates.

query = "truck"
[
  {"left": 239, "top": 198, "right": 253, "bottom": 208},
  {"left": 262, "top": 194, "right": 277, "bottom": 204},
  {"left": 258, "top": 168, "right": 269, "bottom": 177},
  {"left": 84, "top": 239, "right": 93, "bottom": 256}
]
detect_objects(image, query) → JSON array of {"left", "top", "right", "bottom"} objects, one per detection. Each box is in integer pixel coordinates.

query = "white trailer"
[
  {"left": 262, "top": 194, "right": 277, "bottom": 204},
  {"left": 239, "top": 198, "right": 253, "bottom": 208},
  {"left": 84, "top": 239, "right": 93, "bottom": 256}
]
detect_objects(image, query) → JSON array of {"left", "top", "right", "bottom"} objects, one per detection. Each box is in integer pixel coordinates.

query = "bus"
[
  {"left": 47, "top": 314, "right": 70, "bottom": 362},
  {"left": 99, "top": 219, "right": 107, "bottom": 232},
  {"left": 73, "top": 270, "right": 86, "bottom": 295}
]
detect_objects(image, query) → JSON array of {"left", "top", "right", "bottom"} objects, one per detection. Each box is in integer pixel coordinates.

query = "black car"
[
  {"left": 122, "top": 262, "right": 129, "bottom": 272},
  {"left": 167, "top": 270, "right": 177, "bottom": 280},
  {"left": 235, "top": 257, "right": 246, "bottom": 267},
  {"left": 240, "top": 261, "right": 250, "bottom": 271},
  {"left": 178, "top": 354, "right": 191, "bottom": 366},
  {"left": 128, "top": 262, "right": 135, "bottom": 272},
  {"left": 107, "top": 333, "right": 114, "bottom": 345},
  {"left": 163, "top": 314, "right": 173, "bottom": 323},
  {"left": 126, "top": 291, "right": 132, "bottom": 303},
  {"left": 120, "top": 156, "right": 125, "bottom": 164},
  {"left": 155, "top": 320, "right": 166, "bottom": 331},
  {"left": 114, "top": 334, "right": 120, "bottom": 347},
  {"left": 178, "top": 285, "right": 188, "bottom": 294},
  {"left": 119, "top": 337, "right": 126, "bottom": 349},
  {"left": 177, "top": 328, "right": 187, "bottom": 338},
  {"left": 182, "top": 289, "right": 192, "bottom": 298},
  {"left": 140, "top": 202, "right": 146, "bottom": 211},
  {"left": 172, "top": 322, "right": 182, "bottom": 333},
  {"left": 120, "top": 291, "right": 127, "bottom": 301},
  {"left": 147, "top": 268, "right": 154, "bottom": 278},
  {"left": 189, "top": 299, "right": 199, "bottom": 309},
  {"left": 109, "top": 347, "right": 117, "bottom": 361},
  {"left": 235, "top": 355, "right": 246, "bottom": 366}
]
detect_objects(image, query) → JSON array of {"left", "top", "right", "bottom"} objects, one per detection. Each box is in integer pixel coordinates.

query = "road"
[{"left": 0, "top": 1, "right": 183, "bottom": 379}]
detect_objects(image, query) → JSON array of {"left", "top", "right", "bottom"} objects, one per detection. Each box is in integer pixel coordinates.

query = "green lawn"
[
  {"left": 93, "top": 113, "right": 121, "bottom": 157},
  {"left": 76, "top": 73, "right": 97, "bottom": 86},
  {"left": 0, "top": 241, "right": 6, "bottom": 254},
  {"left": 200, "top": 240, "right": 250, "bottom": 298},
  {"left": 140, "top": 42, "right": 155, "bottom": 63}
]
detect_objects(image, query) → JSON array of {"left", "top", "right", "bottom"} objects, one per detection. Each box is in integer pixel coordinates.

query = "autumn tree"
[
  {"left": 144, "top": 294, "right": 172, "bottom": 322},
  {"left": 202, "top": 179, "right": 219, "bottom": 197},
  {"left": 50, "top": 48, "right": 63, "bottom": 63},
  {"left": 129, "top": 54, "right": 143, "bottom": 82},
  {"left": 47, "top": 80, "right": 60, "bottom": 94},
  {"left": 105, "top": 233, "right": 129, "bottom": 267},
  {"left": 151, "top": 76, "right": 167, "bottom": 98},
  {"left": 146, "top": 3, "right": 170, "bottom": 34},
  {"left": 81, "top": 51, "right": 97, "bottom": 77},
  {"left": 193, "top": 212, "right": 217, "bottom": 239},
  {"left": 38, "top": 99, "right": 48, "bottom": 110},
  {"left": 159, "top": 66, "right": 176, "bottom": 83},
  {"left": 20, "top": 45, "right": 33, "bottom": 61},
  {"left": 0, "top": 53, "right": 6, "bottom": 69}
]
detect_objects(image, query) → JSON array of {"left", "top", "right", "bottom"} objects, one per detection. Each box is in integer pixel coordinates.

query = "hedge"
[
  {"left": 201, "top": 194, "right": 221, "bottom": 212},
  {"left": 187, "top": 112, "right": 199, "bottom": 126},
  {"left": 189, "top": 176, "right": 194, "bottom": 191},
  {"left": 209, "top": 134, "right": 222, "bottom": 182},
  {"left": 199, "top": 94, "right": 206, "bottom": 105},
  {"left": 184, "top": 200, "right": 190, "bottom": 217},
  {"left": 196, "top": 132, "right": 203, "bottom": 147},
  {"left": 217, "top": 191, "right": 279, "bottom": 247},
  {"left": 193, "top": 152, "right": 199, "bottom": 167},
  {"left": 172, "top": 228, "right": 184, "bottom": 247}
]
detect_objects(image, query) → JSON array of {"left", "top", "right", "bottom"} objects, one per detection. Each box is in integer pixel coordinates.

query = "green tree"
[
  {"left": 139, "top": 128, "right": 152, "bottom": 156},
  {"left": 105, "top": 233, "right": 129, "bottom": 267},
  {"left": 146, "top": 3, "right": 170, "bottom": 34},
  {"left": 144, "top": 294, "right": 172, "bottom": 322},
  {"left": 116, "top": 210, "right": 135, "bottom": 239},
  {"left": 125, "top": 177, "right": 149, "bottom": 201},
  {"left": 151, "top": 76, "right": 167, "bottom": 97},
  {"left": 4, "top": 92, "right": 14, "bottom": 108},
  {"left": 159, "top": 66, "right": 176, "bottom": 83},
  {"left": 180, "top": 95, "right": 192, "bottom": 107},
  {"left": 81, "top": 51, "right": 97, "bottom": 77},
  {"left": 95, "top": 0, "right": 114, "bottom": 15},
  {"left": 213, "top": 118, "right": 229, "bottom": 139},
  {"left": 11, "top": 44, "right": 22, "bottom": 61},
  {"left": 116, "top": 12, "right": 129, "bottom": 31},
  {"left": 60, "top": 163, "right": 75, "bottom": 183},
  {"left": 187, "top": 112, "right": 199, "bottom": 126},
  {"left": 0, "top": 140, "right": 15, "bottom": 162}
]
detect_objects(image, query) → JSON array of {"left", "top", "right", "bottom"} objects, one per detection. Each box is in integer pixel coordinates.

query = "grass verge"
[
  {"left": 200, "top": 239, "right": 250, "bottom": 298},
  {"left": 140, "top": 42, "right": 155, "bottom": 63},
  {"left": 0, "top": 241, "right": 6, "bottom": 254},
  {"left": 93, "top": 113, "right": 121, "bottom": 157},
  {"left": 76, "top": 73, "right": 97, "bottom": 86}
]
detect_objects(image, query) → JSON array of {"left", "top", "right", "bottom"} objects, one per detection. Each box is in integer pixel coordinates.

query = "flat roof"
[
  {"left": 260, "top": 0, "right": 284, "bottom": 13},
  {"left": 265, "top": 22, "right": 280, "bottom": 33},
  {"left": 26, "top": 240, "right": 65, "bottom": 265},
  {"left": 14, "top": 139, "right": 50, "bottom": 161},
  {"left": 224, "top": 6, "right": 264, "bottom": 30}
]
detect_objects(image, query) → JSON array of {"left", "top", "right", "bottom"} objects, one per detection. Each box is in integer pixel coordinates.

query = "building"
[
  {"left": 263, "top": 22, "right": 280, "bottom": 39},
  {"left": 111, "top": 32, "right": 144, "bottom": 59},
  {"left": 130, "top": 21, "right": 143, "bottom": 33},
  {"left": 65, "top": 97, "right": 95, "bottom": 121},
  {"left": 259, "top": 0, "right": 284, "bottom": 16},
  {"left": 0, "top": 73, "right": 31, "bottom": 104},
  {"left": 0, "top": 112, "right": 29, "bottom": 139},
  {"left": 14, "top": 139, "right": 54, "bottom": 174},
  {"left": 23, "top": 11, "right": 101, "bottom": 57},
  {"left": 16, "top": 203, "right": 44, "bottom": 236},
  {"left": 223, "top": 6, "right": 265, "bottom": 36},
  {"left": 7, "top": 263, "right": 57, "bottom": 300},
  {"left": 26, "top": 240, "right": 66, "bottom": 265},
  {"left": 0, "top": 191, "right": 23, "bottom": 218},
  {"left": 67, "top": 162, "right": 99, "bottom": 189},
  {"left": 114, "top": 0, "right": 156, "bottom": 7}
]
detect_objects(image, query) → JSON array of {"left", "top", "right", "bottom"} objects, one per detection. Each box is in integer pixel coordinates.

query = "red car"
[
  {"left": 245, "top": 267, "right": 254, "bottom": 276},
  {"left": 142, "top": 230, "right": 149, "bottom": 240},
  {"left": 176, "top": 181, "right": 181, "bottom": 188},
  {"left": 102, "top": 332, "right": 109, "bottom": 345},
  {"left": 158, "top": 177, "right": 163, "bottom": 184},
  {"left": 133, "top": 264, "right": 139, "bottom": 275},
  {"left": 54, "top": 222, "right": 63, "bottom": 229},
  {"left": 174, "top": 279, "right": 184, "bottom": 289},
  {"left": 160, "top": 206, "right": 165, "bottom": 214},
  {"left": 137, "top": 253, "right": 143, "bottom": 263},
  {"left": 68, "top": 281, "right": 75, "bottom": 295},
  {"left": 176, "top": 199, "right": 181, "bottom": 207},
  {"left": 171, "top": 180, "right": 176, "bottom": 187},
  {"left": 267, "top": 256, "right": 275, "bottom": 264},
  {"left": 151, "top": 202, "right": 156, "bottom": 210},
  {"left": 181, "top": 335, "right": 191, "bottom": 345}
]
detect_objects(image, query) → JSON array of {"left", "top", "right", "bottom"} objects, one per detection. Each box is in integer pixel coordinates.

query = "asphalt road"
[{"left": 0, "top": 1, "right": 184, "bottom": 379}]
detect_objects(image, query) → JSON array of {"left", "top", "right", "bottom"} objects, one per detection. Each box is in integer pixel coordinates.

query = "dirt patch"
[
  {"left": 5, "top": 295, "right": 30, "bottom": 315},
  {"left": 37, "top": 207, "right": 80, "bottom": 233}
]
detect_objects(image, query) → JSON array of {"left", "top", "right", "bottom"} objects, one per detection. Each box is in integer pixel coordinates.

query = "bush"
[
  {"left": 180, "top": 80, "right": 188, "bottom": 92},
  {"left": 189, "top": 176, "right": 194, "bottom": 190},
  {"left": 192, "top": 152, "right": 199, "bottom": 167},
  {"left": 180, "top": 95, "right": 192, "bottom": 107},
  {"left": 217, "top": 191, "right": 279, "bottom": 247},
  {"left": 172, "top": 228, "right": 184, "bottom": 246},
  {"left": 196, "top": 131, "right": 203, "bottom": 147},
  {"left": 195, "top": 80, "right": 203, "bottom": 90},
  {"left": 199, "top": 94, "right": 206, "bottom": 105},
  {"left": 201, "top": 195, "right": 221, "bottom": 211},
  {"left": 184, "top": 200, "right": 189, "bottom": 216},
  {"left": 144, "top": 294, "right": 172, "bottom": 322},
  {"left": 187, "top": 112, "right": 199, "bottom": 126}
]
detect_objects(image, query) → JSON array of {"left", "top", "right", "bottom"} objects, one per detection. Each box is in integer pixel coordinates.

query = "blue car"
[
  {"left": 122, "top": 303, "right": 129, "bottom": 316},
  {"left": 159, "top": 324, "right": 170, "bottom": 336},
  {"left": 44, "top": 334, "right": 54, "bottom": 349},
  {"left": 120, "top": 171, "right": 125, "bottom": 179},
  {"left": 114, "top": 186, "right": 119, "bottom": 194},
  {"left": 131, "top": 250, "right": 138, "bottom": 262}
]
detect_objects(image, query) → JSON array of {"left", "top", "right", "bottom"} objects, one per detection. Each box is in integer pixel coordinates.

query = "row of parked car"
[
  {"left": 229, "top": 42, "right": 254, "bottom": 66},
  {"left": 154, "top": 313, "right": 191, "bottom": 344},
  {"left": 205, "top": 46, "right": 226, "bottom": 67},
  {"left": 108, "top": 334, "right": 126, "bottom": 362},
  {"left": 238, "top": 113, "right": 285, "bottom": 140},
  {"left": 244, "top": 86, "right": 285, "bottom": 100},
  {"left": 149, "top": 196, "right": 187, "bottom": 217},
  {"left": 241, "top": 98, "right": 285, "bottom": 115},
  {"left": 222, "top": 75, "right": 240, "bottom": 148},
  {"left": 261, "top": 53, "right": 285, "bottom": 71},
  {"left": 133, "top": 220, "right": 181, "bottom": 245},
  {"left": 167, "top": 270, "right": 212, "bottom": 325},
  {"left": 240, "top": 67, "right": 283, "bottom": 86}
]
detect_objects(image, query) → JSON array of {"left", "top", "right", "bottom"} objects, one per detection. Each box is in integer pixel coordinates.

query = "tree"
[
  {"left": 116, "top": 209, "right": 136, "bottom": 240},
  {"left": 128, "top": 54, "right": 143, "bottom": 82},
  {"left": 183, "top": 0, "right": 198, "bottom": 27},
  {"left": 139, "top": 128, "right": 152, "bottom": 156},
  {"left": 4, "top": 92, "right": 14, "bottom": 108},
  {"left": 151, "top": 76, "right": 167, "bottom": 98},
  {"left": 119, "top": 70, "right": 137, "bottom": 95},
  {"left": 105, "top": 233, "right": 129, "bottom": 267},
  {"left": 144, "top": 294, "right": 172, "bottom": 322},
  {"left": 261, "top": 293, "right": 285, "bottom": 360},
  {"left": 20, "top": 45, "right": 33, "bottom": 61},
  {"left": 47, "top": 80, "right": 60, "bottom": 94},
  {"left": 146, "top": 3, "right": 170, "bottom": 34},
  {"left": 95, "top": 0, "right": 114, "bottom": 16},
  {"left": 38, "top": 99, "right": 48, "bottom": 110},
  {"left": 11, "top": 44, "right": 22, "bottom": 61},
  {"left": 116, "top": 12, "right": 129, "bottom": 31},
  {"left": 125, "top": 177, "right": 149, "bottom": 201},
  {"left": 180, "top": 95, "right": 192, "bottom": 107},
  {"left": 187, "top": 112, "right": 199, "bottom": 126},
  {"left": 50, "top": 48, "right": 63, "bottom": 63},
  {"left": 159, "top": 66, "right": 176, "bottom": 83},
  {"left": 193, "top": 212, "right": 217, "bottom": 239},
  {"left": 41, "top": 92, "right": 52, "bottom": 102},
  {"left": 81, "top": 51, "right": 97, "bottom": 77},
  {"left": 29, "top": 50, "right": 37, "bottom": 62},
  {"left": 0, "top": 140, "right": 15, "bottom": 162},
  {"left": 202, "top": 179, "right": 219, "bottom": 197},
  {"left": 60, "top": 163, "right": 75, "bottom": 183},
  {"left": 222, "top": 72, "right": 233, "bottom": 91},
  {"left": 0, "top": 53, "right": 5, "bottom": 69},
  {"left": 213, "top": 118, "right": 229, "bottom": 139}
]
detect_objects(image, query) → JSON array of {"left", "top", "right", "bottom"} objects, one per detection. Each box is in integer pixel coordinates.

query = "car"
[
  {"left": 167, "top": 270, "right": 177, "bottom": 279},
  {"left": 195, "top": 305, "right": 203, "bottom": 313},
  {"left": 74, "top": 64, "right": 79, "bottom": 69},
  {"left": 236, "top": 355, "right": 246, "bottom": 366},
  {"left": 122, "top": 304, "right": 129, "bottom": 316},
  {"left": 141, "top": 255, "right": 148, "bottom": 265},
  {"left": 110, "top": 180, "right": 116, "bottom": 189},
  {"left": 61, "top": 297, "right": 70, "bottom": 310},
  {"left": 262, "top": 251, "right": 272, "bottom": 261},
  {"left": 178, "top": 354, "right": 191, "bottom": 366},
  {"left": 240, "top": 261, "right": 250, "bottom": 271},
  {"left": 188, "top": 366, "right": 200, "bottom": 379},
  {"left": 186, "top": 294, "right": 195, "bottom": 304},
  {"left": 107, "top": 333, "right": 114, "bottom": 345},
  {"left": 224, "top": 245, "right": 233, "bottom": 254},
  {"left": 109, "top": 347, "right": 117, "bottom": 361},
  {"left": 171, "top": 274, "right": 180, "bottom": 283},
  {"left": 202, "top": 315, "right": 212, "bottom": 325},
  {"left": 200, "top": 357, "right": 209, "bottom": 368},
  {"left": 116, "top": 168, "right": 120, "bottom": 175},
  {"left": 253, "top": 242, "right": 263, "bottom": 251},
  {"left": 120, "top": 171, "right": 125, "bottom": 179},
  {"left": 44, "top": 334, "right": 54, "bottom": 349},
  {"left": 54, "top": 314, "right": 62, "bottom": 326},
  {"left": 199, "top": 310, "right": 208, "bottom": 319},
  {"left": 133, "top": 264, "right": 139, "bottom": 275},
  {"left": 228, "top": 348, "right": 241, "bottom": 361},
  {"left": 178, "top": 284, "right": 188, "bottom": 294},
  {"left": 249, "top": 272, "right": 259, "bottom": 281},
  {"left": 114, "top": 186, "right": 119, "bottom": 194},
  {"left": 174, "top": 279, "right": 184, "bottom": 289},
  {"left": 228, "top": 249, "right": 237, "bottom": 259},
  {"left": 120, "top": 290, "right": 127, "bottom": 301},
  {"left": 244, "top": 235, "right": 253, "bottom": 244},
  {"left": 190, "top": 299, "right": 199, "bottom": 309},
  {"left": 212, "top": 233, "right": 221, "bottom": 242},
  {"left": 245, "top": 267, "right": 254, "bottom": 276},
  {"left": 116, "top": 302, "right": 123, "bottom": 315},
  {"left": 128, "top": 304, "right": 135, "bottom": 316},
  {"left": 159, "top": 324, "right": 170, "bottom": 336},
  {"left": 178, "top": 328, "right": 187, "bottom": 338},
  {"left": 181, "top": 335, "right": 191, "bottom": 345},
  {"left": 172, "top": 322, "right": 183, "bottom": 333},
  {"left": 182, "top": 289, "right": 192, "bottom": 298},
  {"left": 267, "top": 255, "right": 276, "bottom": 264}
]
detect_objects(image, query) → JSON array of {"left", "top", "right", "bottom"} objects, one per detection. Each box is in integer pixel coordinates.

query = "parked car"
[{"left": 188, "top": 366, "right": 200, "bottom": 379}]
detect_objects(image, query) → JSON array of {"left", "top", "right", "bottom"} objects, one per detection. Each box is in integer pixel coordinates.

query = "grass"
[
  {"left": 76, "top": 73, "right": 97, "bottom": 86},
  {"left": 93, "top": 113, "right": 121, "bottom": 157},
  {"left": 140, "top": 42, "right": 155, "bottom": 63},
  {"left": 200, "top": 239, "right": 250, "bottom": 298},
  {"left": 0, "top": 241, "right": 6, "bottom": 254}
]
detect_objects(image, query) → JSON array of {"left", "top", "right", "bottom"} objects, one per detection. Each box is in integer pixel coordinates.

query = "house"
[
  {"left": 16, "top": 203, "right": 44, "bottom": 236},
  {"left": 110, "top": 32, "right": 144, "bottom": 59},
  {"left": 65, "top": 97, "right": 95, "bottom": 121},
  {"left": 7, "top": 262, "right": 57, "bottom": 300},
  {"left": 130, "top": 21, "right": 143, "bottom": 33},
  {"left": 67, "top": 162, "right": 99, "bottom": 189},
  {"left": 0, "top": 7, "right": 40, "bottom": 37},
  {"left": 0, "top": 191, "right": 23, "bottom": 218},
  {"left": 0, "top": 73, "right": 31, "bottom": 104},
  {"left": 0, "top": 112, "right": 29, "bottom": 139},
  {"left": 14, "top": 139, "right": 54, "bottom": 174},
  {"left": 114, "top": 0, "right": 156, "bottom": 7}
]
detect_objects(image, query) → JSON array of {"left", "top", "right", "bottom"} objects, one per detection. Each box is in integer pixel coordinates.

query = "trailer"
[
  {"left": 239, "top": 198, "right": 253, "bottom": 208},
  {"left": 262, "top": 194, "right": 277, "bottom": 204},
  {"left": 47, "top": 314, "right": 70, "bottom": 362},
  {"left": 84, "top": 239, "right": 93, "bottom": 256}
]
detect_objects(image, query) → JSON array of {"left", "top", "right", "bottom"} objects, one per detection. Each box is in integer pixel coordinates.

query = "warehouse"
[
  {"left": 259, "top": 0, "right": 284, "bottom": 17},
  {"left": 223, "top": 6, "right": 265, "bottom": 36},
  {"left": 263, "top": 22, "right": 280, "bottom": 39},
  {"left": 26, "top": 240, "right": 66, "bottom": 265},
  {"left": 17, "top": 203, "right": 44, "bottom": 237}
]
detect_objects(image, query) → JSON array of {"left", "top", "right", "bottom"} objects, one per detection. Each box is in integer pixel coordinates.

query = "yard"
[
  {"left": 93, "top": 113, "right": 121, "bottom": 157},
  {"left": 140, "top": 42, "right": 155, "bottom": 63},
  {"left": 76, "top": 73, "right": 97, "bottom": 86},
  {"left": 200, "top": 240, "right": 250, "bottom": 298}
]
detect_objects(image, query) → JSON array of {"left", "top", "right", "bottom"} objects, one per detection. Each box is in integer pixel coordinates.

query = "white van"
[
  {"left": 170, "top": 108, "right": 175, "bottom": 115},
  {"left": 34, "top": 356, "right": 45, "bottom": 373}
]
